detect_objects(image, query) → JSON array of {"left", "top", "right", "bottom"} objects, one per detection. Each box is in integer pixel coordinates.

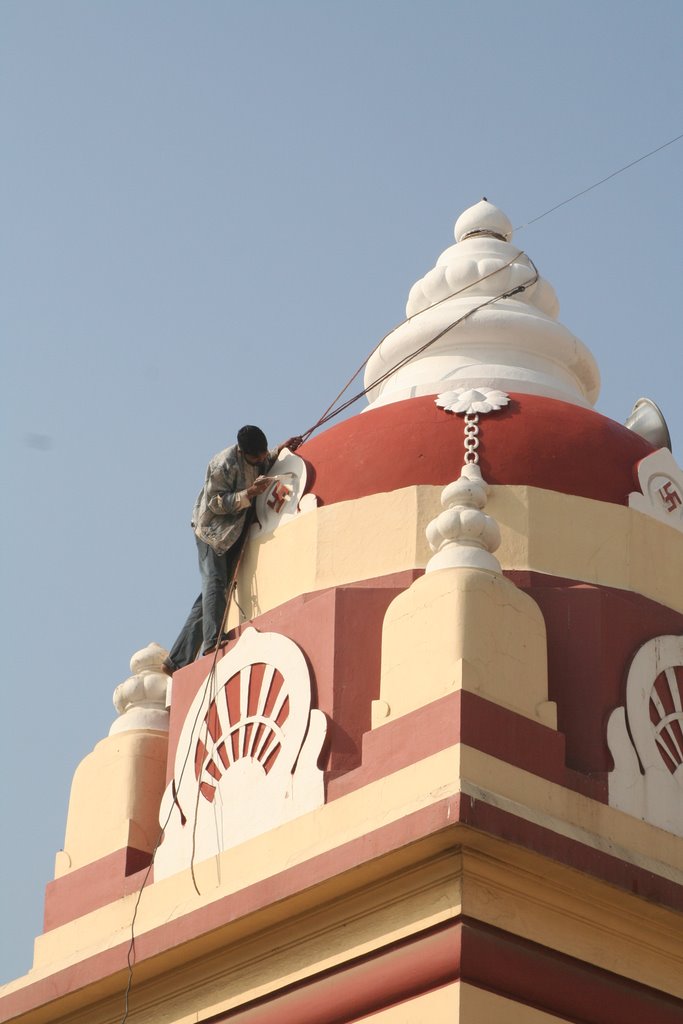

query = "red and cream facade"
[{"left": 2, "top": 200, "right": 683, "bottom": 1023}]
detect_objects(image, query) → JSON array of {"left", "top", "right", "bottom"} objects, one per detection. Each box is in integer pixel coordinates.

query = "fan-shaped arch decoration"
[
  {"left": 607, "top": 634, "right": 683, "bottom": 837},
  {"left": 194, "top": 661, "right": 292, "bottom": 803},
  {"left": 154, "top": 627, "right": 327, "bottom": 882}
]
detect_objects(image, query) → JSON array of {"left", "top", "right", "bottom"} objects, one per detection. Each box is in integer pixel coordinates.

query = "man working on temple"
[{"left": 163, "top": 424, "right": 302, "bottom": 673}]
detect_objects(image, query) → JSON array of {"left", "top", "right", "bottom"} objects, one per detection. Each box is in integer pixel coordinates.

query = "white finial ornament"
[
  {"left": 363, "top": 198, "right": 600, "bottom": 410},
  {"left": 426, "top": 463, "right": 502, "bottom": 573},
  {"left": 110, "top": 642, "right": 170, "bottom": 735},
  {"left": 425, "top": 388, "right": 508, "bottom": 574},
  {"left": 454, "top": 198, "right": 513, "bottom": 242}
]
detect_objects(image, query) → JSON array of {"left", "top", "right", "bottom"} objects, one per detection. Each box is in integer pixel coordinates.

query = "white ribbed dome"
[{"left": 363, "top": 198, "right": 600, "bottom": 411}]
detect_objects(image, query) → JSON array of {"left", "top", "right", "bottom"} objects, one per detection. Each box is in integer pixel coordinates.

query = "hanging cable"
[
  {"left": 306, "top": 129, "right": 683, "bottom": 437},
  {"left": 304, "top": 250, "right": 526, "bottom": 438},
  {"left": 119, "top": 515, "right": 255, "bottom": 1023},
  {"left": 119, "top": 250, "right": 542, "bottom": 1021},
  {"left": 302, "top": 254, "right": 538, "bottom": 440},
  {"left": 115, "top": 128, "right": 683, "bottom": 1014},
  {"left": 187, "top": 508, "right": 256, "bottom": 895},
  {"left": 515, "top": 130, "right": 683, "bottom": 231}
]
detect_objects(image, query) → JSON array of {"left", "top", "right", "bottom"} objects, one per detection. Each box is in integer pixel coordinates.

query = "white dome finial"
[
  {"left": 425, "top": 463, "right": 502, "bottom": 574},
  {"left": 363, "top": 197, "right": 600, "bottom": 410},
  {"left": 454, "top": 198, "right": 513, "bottom": 243},
  {"left": 110, "top": 642, "right": 170, "bottom": 735}
]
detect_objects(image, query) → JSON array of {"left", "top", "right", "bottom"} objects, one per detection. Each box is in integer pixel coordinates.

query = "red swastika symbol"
[
  {"left": 658, "top": 481, "right": 682, "bottom": 514},
  {"left": 266, "top": 482, "right": 290, "bottom": 514}
]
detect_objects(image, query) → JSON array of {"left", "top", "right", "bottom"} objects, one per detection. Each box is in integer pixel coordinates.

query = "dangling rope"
[
  {"left": 187, "top": 506, "right": 256, "bottom": 895},
  {"left": 119, "top": 508, "right": 257, "bottom": 1022},
  {"left": 301, "top": 253, "right": 538, "bottom": 441},
  {"left": 119, "top": 252, "right": 540, "bottom": 1021}
]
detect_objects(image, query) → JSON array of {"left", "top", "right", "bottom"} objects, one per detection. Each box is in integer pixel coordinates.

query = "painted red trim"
[
  {"left": 508, "top": 571, "right": 683, "bottom": 776},
  {"left": 43, "top": 848, "right": 152, "bottom": 932},
  {"left": 458, "top": 918, "right": 683, "bottom": 1024},
  {"left": 43, "top": 569, "right": 683, "bottom": 935},
  {"left": 4, "top": 795, "right": 683, "bottom": 1023},
  {"left": 327, "top": 689, "right": 605, "bottom": 803},
  {"left": 37, "top": 664, "right": 659, "bottom": 936},
  {"left": 458, "top": 793, "right": 683, "bottom": 914},
  {"left": 0, "top": 801, "right": 459, "bottom": 1024},
  {"left": 207, "top": 917, "right": 683, "bottom": 1024},
  {"left": 167, "top": 572, "right": 422, "bottom": 786},
  {"left": 44, "top": 687, "right": 598, "bottom": 934},
  {"left": 298, "top": 393, "right": 654, "bottom": 510},
  {"left": 208, "top": 918, "right": 683, "bottom": 1024},
  {"left": 209, "top": 921, "right": 459, "bottom": 1024}
]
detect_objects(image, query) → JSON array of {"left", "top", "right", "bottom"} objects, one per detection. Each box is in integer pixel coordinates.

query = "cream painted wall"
[
  {"left": 6, "top": 739, "right": 683, "bottom": 1020},
  {"left": 356, "top": 982, "right": 459, "bottom": 1022},
  {"left": 228, "top": 485, "right": 683, "bottom": 631},
  {"left": 376, "top": 566, "right": 555, "bottom": 727},
  {"left": 57, "top": 729, "right": 168, "bottom": 875}
]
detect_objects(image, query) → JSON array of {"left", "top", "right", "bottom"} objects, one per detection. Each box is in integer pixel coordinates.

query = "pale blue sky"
[{"left": 2, "top": 0, "right": 682, "bottom": 983}]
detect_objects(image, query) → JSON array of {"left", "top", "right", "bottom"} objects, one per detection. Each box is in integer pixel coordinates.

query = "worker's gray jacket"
[{"left": 192, "top": 443, "right": 277, "bottom": 556}]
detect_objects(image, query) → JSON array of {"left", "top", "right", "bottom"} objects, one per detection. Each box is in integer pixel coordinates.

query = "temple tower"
[{"left": 2, "top": 200, "right": 683, "bottom": 1024}]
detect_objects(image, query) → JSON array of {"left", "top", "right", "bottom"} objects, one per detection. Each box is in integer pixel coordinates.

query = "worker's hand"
[
  {"left": 246, "top": 477, "right": 273, "bottom": 499},
  {"left": 278, "top": 435, "right": 303, "bottom": 453}
]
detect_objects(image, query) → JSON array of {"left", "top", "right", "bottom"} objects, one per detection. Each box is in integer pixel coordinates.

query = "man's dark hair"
[{"left": 237, "top": 425, "right": 268, "bottom": 456}]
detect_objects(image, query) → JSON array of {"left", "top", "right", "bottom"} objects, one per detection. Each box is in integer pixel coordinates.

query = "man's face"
[{"left": 241, "top": 449, "right": 268, "bottom": 466}]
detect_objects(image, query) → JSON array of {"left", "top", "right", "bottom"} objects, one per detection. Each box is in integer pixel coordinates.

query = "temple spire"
[{"left": 364, "top": 198, "right": 600, "bottom": 410}]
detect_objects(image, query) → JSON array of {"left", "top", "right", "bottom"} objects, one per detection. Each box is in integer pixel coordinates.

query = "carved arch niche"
[
  {"left": 154, "top": 627, "right": 327, "bottom": 881},
  {"left": 608, "top": 635, "right": 683, "bottom": 837}
]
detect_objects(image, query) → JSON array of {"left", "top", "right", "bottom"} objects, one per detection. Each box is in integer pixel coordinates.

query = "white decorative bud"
[
  {"left": 454, "top": 198, "right": 513, "bottom": 243},
  {"left": 129, "top": 641, "right": 168, "bottom": 676},
  {"left": 110, "top": 642, "right": 170, "bottom": 736},
  {"left": 425, "top": 464, "right": 502, "bottom": 574}
]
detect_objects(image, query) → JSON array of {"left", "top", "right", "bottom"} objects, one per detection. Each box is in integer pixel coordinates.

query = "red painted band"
[
  {"left": 5, "top": 796, "right": 683, "bottom": 1023},
  {"left": 298, "top": 393, "right": 653, "bottom": 509}
]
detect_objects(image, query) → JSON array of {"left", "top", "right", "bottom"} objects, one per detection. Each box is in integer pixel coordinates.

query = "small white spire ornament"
[
  {"left": 425, "top": 388, "right": 507, "bottom": 573},
  {"left": 110, "top": 642, "right": 171, "bottom": 735}
]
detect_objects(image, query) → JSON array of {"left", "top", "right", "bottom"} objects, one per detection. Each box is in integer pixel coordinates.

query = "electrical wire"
[
  {"left": 119, "top": 509, "right": 258, "bottom": 1022},
  {"left": 515, "top": 130, "right": 683, "bottom": 231},
  {"left": 116, "top": 131, "right": 682, "bottom": 1016},
  {"left": 118, "top": 249, "right": 540, "bottom": 1020},
  {"left": 118, "top": 239, "right": 542, "bottom": 1020},
  {"left": 306, "top": 129, "right": 683, "bottom": 437},
  {"left": 188, "top": 512, "right": 255, "bottom": 896},
  {"left": 301, "top": 254, "right": 534, "bottom": 439},
  {"left": 302, "top": 253, "right": 538, "bottom": 440},
  {"left": 303, "top": 250, "right": 525, "bottom": 438},
  {"left": 119, "top": 677, "right": 215, "bottom": 1023}
]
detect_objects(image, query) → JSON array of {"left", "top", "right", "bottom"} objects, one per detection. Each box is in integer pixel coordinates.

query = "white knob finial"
[
  {"left": 454, "top": 198, "right": 513, "bottom": 243},
  {"left": 110, "top": 642, "right": 170, "bottom": 735}
]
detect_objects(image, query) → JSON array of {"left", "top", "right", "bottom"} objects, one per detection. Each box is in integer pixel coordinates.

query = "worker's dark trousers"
[{"left": 166, "top": 537, "right": 240, "bottom": 670}]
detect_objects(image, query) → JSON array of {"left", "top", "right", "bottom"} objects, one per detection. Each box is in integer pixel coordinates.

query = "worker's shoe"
[{"left": 202, "top": 635, "right": 230, "bottom": 658}]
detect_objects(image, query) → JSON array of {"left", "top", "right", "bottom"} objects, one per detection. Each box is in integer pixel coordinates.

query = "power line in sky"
[{"left": 516, "top": 130, "right": 683, "bottom": 231}]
